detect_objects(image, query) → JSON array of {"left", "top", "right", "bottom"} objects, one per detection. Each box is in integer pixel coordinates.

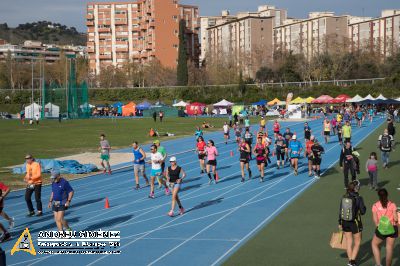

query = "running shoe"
[
  {"left": 135, "top": 184, "right": 140, "bottom": 190},
  {"left": 0, "top": 232, "right": 11, "bottom": 243},
  {"left": 208, "top": 179, "right": 212, "bottom": 185},
  {"left": 248, "top": 170, "right": 252, "bottom": 180},
  {"left": 308, "top": 171, "right": 312, "bottom": 177},
  {"left": 36, "top": 211, "right": 43, "bottom": 217},
  {"left": 26, "top": 211, "right": 35, "bottom": 217},
  {"left": 259, "top": 177, "right": 264, "bottom": 183},
  {"left": 168, "top": 211, "right": 174, "bottom": 217},
  {"left": 200, "top": 170, "right": 204, "bottom": 174},
  {"left": 9, "top": 217, "right": 14, "bottom": 229},
  {"left": 165, "top": 188, "right": 170, "bottom": 196},
  {"left": 314, "top": 175, "right": 320, "bottom": 180},
  {"left": 108, "top": 170, "right": 112, "bottom": 175},
  {"left": 241, "top": 178, "right": 245, "bottom": 183},
  {"left": 294, "top": 170, "right": 298, "bottom": 176},
  {"left": 179, "top": 208, "right": 185, "bottom": 215},
  {"left": 103, "top": 169, "right": 106, "bottom": 174},
  {"left": 276, "top": 165, "right": 280, "bottom": 169},
  {"left": 148, "top": 193, "right": 155, "bottom": 199}
]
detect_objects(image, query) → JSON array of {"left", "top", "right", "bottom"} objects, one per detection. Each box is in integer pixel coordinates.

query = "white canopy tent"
[
  {"left": 213, "top": 99, "right": 234, "bottom": 107},
  {"left": 375, "top": 94, "right": 387, "bottom": 100},
  {"left": 362, "top": 94, "right": 376, "bottom": 101},
  {"left": 173, "top": 101, "right": 188, "bottom": 107},
  {"left": 346, "top": 94, "right": 363, "bottom": 103},
  {"left": 25, "top": 103, "right": 42, "bottom": 119},
  {"left": 44, "top": 103, "right": 60, "bottom": 118}
]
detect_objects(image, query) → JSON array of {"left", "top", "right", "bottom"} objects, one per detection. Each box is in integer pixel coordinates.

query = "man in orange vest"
[{"left": 24, "top": 154, "right": 43, "bottom": 216}]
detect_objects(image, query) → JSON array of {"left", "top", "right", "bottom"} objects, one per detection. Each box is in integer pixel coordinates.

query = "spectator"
[
  {"left": 340, "top": 142, "right": 357, "bottom": 189},
  {"left": 377, "top": 129, "right": 395, "bottom": 169},
  {"left": 365, "top": 152, "right": 379, "bottom": 190},
  {"left": 387, "top": 118, "right": 395, "bottom": 137},
  {"left": 152, "top": 111, "right": 157, "bottom": 122}
]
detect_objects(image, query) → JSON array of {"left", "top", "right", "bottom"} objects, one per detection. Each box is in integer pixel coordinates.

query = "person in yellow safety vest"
[{"left": 323, "top": 118, "right": 331, "bottom": 144}]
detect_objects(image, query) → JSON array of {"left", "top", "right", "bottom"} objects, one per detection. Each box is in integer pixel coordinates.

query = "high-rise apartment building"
[
  {"left": 274, "top": 12, "right": 349, "bottom": 60},
  {"left": 87, "top": 0, "right": 199, "bottom": 75},
  {"left": 349, "top": 10, "right": 400, "bottom": 57}
]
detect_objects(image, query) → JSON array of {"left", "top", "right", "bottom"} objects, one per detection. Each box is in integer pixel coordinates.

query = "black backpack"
[
  {"left": 340, "top": 194, "right": 357, "bottom": 222},
  {"left": 380, "top": 135, "right": 392, "bottom": 151}
]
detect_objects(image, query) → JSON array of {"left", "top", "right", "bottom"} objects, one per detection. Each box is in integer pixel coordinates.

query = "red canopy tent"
[
  {"left": 330, "top": 94, "right": 351, "bottom": 103},
  {"left": 312, "top": 95, "right": 334, "bottom": 104},
  {"left": 186, "top": 102, "right": 206, "bottom": 116}
]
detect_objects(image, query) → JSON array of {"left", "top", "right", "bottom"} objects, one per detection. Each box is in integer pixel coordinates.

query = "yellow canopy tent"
[
  {"left": 305, "top": 97, "right": 315, "bottom": 104},
  {"left": 290, "top": 97, "right": 305, "bottom": 104},
  {"left": 267, "top": 98, "right": 282, "bottom": 106}
]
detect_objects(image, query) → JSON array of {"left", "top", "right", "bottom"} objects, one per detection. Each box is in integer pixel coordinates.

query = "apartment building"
[
  {"left": 87, "top": 0, "right": 200, "bottom": 75},
  {"left": 0, "top": 40, "right": 82, "bottom": 63},
  {"left": 201, "top": 5, "right": 286, "bottom": 64},
  {"left": 349, "top": 10, "right": 400, "bottom": 57},
  {"left": 274, "top": 12, "right": 349, "bottom": 60},
  {"left": 208, "top": 16, "right": 274, "bottom": 77}
]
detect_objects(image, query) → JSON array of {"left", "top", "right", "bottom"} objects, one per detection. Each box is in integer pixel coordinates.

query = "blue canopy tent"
[
  {"left": 136, "top": 101, "right": 152, "bottom": 110},
  {"left": 112, "top": 102, "right": 124, "bottom": 108},
  {"left": 252, "top": 100, "right": 267, "bottom": 106},
  {"left": 359, "top": 99, "right": 400, "bottom": 105}
]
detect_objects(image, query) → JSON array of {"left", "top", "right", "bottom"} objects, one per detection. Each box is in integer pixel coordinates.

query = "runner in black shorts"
[
  {"left": 275, "top": 134, "right": 286, "bottom": 169},
  {"left": 239, "top": 137, "right": 252, "bottom": 182},
  {"left": 196, "top": 136, "right": 207, "bottom": 174},
  {"left": 311, "top": 139, "right": 324, "bottom": 178},
  {"left": 253, "top": 137, "right": 267, "bottom": 182}
]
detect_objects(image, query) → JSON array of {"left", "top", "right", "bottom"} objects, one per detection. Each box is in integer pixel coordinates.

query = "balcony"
[
  {"left": 87, "top": 21, "right": 94, "bottom": 26},
  {"left": 146, "top": 44, "right": 153, "bottom": 50},
  {"left": 98, "top": 27, "right": 111, "bottom": 33},
  {"left": 114, "top": 13, "right": 127, "bottom": 19},
  {"left": 115, "top": 19, "right": 127, "bottom": 25},
  {"left": 149, "top": 21, "right": 155, "bottom": 28},
  {"left": 87, "top": 47, "right": 95, "bottom": 53},
  {"left": 99, "top": 54, "right": 112, "bottom": 59},
  {"left": 86, "top": 14, "right": 94, "bottom": 19},
  {"left": 116, "top": 47, "right": 129, "bottom": 52},
  {"left": 116, "top": 41, "right": 128, "bottom": 45}
]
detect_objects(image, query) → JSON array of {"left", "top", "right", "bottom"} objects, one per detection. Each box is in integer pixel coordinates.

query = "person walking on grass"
[
  {"left": 166, "top": 157, "right": 186, "bottom": 217},
  {"left": 24, "top": 154, "right": 43, "bottom": 217},
  {"left": 338, "top": 180, "right": 366, "bottom": 266},
  {"left": 377, "top": 128, "right": 394, "bottom": 169},
  {"left": 196, "top": 136, "right": 207, "bottom": 174},
  {"left": 340, "top": 142, "right": 357, "bottom": 189},
  {"left": 132, "top": 141, "right": 149, "bottom": 190},
  {"left": 253, "top": 137, "right": 268, "bottom": 182},
  {"left": 99, "top": 134, "right": 112, "bottom": 175},
  {"left": 148, "top": 145, "right": 169, "bottom": 199},
  {"left": 0, "top": 182, "right": 14, "bottom": 230},
  {"left": 371, "top": 189, "right": 398, "bottom": 266},
  {"left": 47, "top": 170, "right": 74, "bottom": 232},
  {"left": 288, "top": 135, "right": 302, "bottom": 176},
  {"left": 239, "top": 137, "right": 252, "bottom": 182},
  {"left": 205, "top": 140, "right": 218, "bottom": 184},
  {"left": 152, "top": 111, "right": 157, "bottom": 122},
  {"left": 365, "top": 152, "right": 379, "bottom": 190}
]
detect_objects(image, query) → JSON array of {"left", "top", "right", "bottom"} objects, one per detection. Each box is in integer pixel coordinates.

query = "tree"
[
  {"left": 177, "top": 19, "right": 188, "bottom": 86},
  {"left": 238, "top": 70, "right": 246, "bottom": 97},
  {"left": 255, "top": 66, "right": 274, "bottom": 83}
]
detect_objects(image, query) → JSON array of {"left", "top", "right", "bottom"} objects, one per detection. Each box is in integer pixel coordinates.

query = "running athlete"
[
  {"left": 283, "top": 128, "right": 293, "bottom": 162},
  {"left": 323, "top": 118, "right": 331, "bottom": 144},
  {"left": 205, "top": 140, "right": 219, "bottom": 184},
  {"left": 244, "top": 116, "right": 251, "bottom": 130},
  {"left": 305, "top": 135, "right": 315, "bottom": 176},
  {"left": 223, "top": 122, "right": 230, "bottom": 144},
  {"left": 244, "top": 128, "right": 253, "bottom": 160},
  {"left": 234, "top": 122, "right": 242, "bottom": 143},
  {"left": 311, "top": 139, "right": 324, "bottom": 179},
  {"left": 337, "top": 113, "right": 343, "bottom": 124},
  {"left": 148, "top": 145, "right": 169, "bottom": 199},
  {"left": 368, "top": 108, "right": 374, "bottom": 122},
  {"left": 99, "top": 134, "right": 112, "bottom": 174},
  {"left": 273, "top": 120, "right": 281, "bottom": 139},
  {"left": 337, "top": 121, "right": 343, "bottom": 145},
  {"left": 196, "top": 136, "right": 207, "bottom": 174},
  {"left": 239, "top": 137, "right": 252, "bottom": 182},
  {"left": 275, "top": 134, "right": 286, "bottom": 169},
  {"left": 331, "top": 117, "right": 337, "bottom": 135},
  {"left": 0, "top": 182, "right": 14, "bottom": 229},
  {"left": 259, "top": 116, "right": 266, "bottom": 132},
  {"left": 304, "top": 122, "right": 312, "bottom": 142},
  {"left": 132, "top": 141, "right": 149, "bottom": 190},
  {"left": 356, "top": 110, "right": 363, "bottom": 128},
  {"left": 194, "top": 126, "right": 203, "bottom": 140},
  {"left": 253, "top": 137, "right": 268, "bottom": 182},
  {"left": 153, "top": 140, "right": 167, "bottom": 188},
  {"left": 288, "top": 135, "right": 303, "bottom": 175},
  {"left": 166, "top": 157, "right": 186, "bottom": 217}
]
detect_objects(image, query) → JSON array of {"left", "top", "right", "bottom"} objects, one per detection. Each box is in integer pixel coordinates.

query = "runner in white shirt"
[
  {"left": 223, "top": 122, "right": 230, "bottom": 144},
  {"left": 148, "top": 145, "right": 169, "bottom": 199}
]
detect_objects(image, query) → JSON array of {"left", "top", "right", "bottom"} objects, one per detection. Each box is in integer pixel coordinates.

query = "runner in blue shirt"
[
  {"left": 288, "top": 135, "right": 303, "bottom": 175},
  {"left": 356, "top": 110, "right": 363, "bottom": 128},
  {"left": 132, "top": 141, "right": 149, "bottom": 190},
  {"left": 47, "top": 170, "right": 74, "bottom": 232}
]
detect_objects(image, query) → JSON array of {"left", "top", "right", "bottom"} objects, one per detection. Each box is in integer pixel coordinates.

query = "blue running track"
[{"left": 4, "top": 117, "right": 384, "bottom": 266}]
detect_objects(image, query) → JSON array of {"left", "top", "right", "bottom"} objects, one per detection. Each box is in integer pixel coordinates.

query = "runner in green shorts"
[{"left": 99, "top": 134, "right": 112, "bottom": 174}]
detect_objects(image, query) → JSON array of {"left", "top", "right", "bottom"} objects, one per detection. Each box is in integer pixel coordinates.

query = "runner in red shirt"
[
  {"left": 196, "top": 136, "right": 207, "bottom": 174},
  {"left": 273, "top": 120, "right": 281, "bottom": 140},
  {"left": 304, "top": 136, "right": 315, "bottom": 176}
]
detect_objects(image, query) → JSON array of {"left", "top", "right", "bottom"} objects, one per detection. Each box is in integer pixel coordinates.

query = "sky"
[{"left": 0, "top": 0, "right": 399, "bottom": 32}]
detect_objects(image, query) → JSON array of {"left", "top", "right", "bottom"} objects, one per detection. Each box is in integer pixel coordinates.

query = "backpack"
[
  {"left": 377, "top": 203, "right": 395, "bottom": 236},
  {"left": 340, "top": 194, "right": 357, "bottom": 222},
  {"left": 380, "top": 135, "right": 392, "bottom": 151}
]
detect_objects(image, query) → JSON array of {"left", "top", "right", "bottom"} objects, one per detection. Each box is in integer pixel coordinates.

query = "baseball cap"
[
  {"left": 310, "top": 135, "right": 315, "bottom": 141},
  {"left": 153, "top": 140, "right": 160, "bottom": 144},
  {"left": 169, "top": 156, "right": 177, "bottom": 162},
  {"left": 50, "top": 170, "right": 61, "bottom": 179},
  {"left": 25, "top": 154, "right": 33, "bottom": 159},
  {"left": 292, "top": 135, "right": 297, "bottom": 140}
]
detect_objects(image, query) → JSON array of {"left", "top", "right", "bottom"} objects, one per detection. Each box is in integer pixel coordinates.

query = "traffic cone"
[
  {"left": 104, "top": 197, "right": 110, "bottom": 209},
  {"left": 230, "top": 150, "right": 234, "bottom": 157}
]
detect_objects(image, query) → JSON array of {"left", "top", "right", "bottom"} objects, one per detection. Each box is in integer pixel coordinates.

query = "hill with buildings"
[{"left": 0, "top": 21, "right": 86, "bottom": 45}]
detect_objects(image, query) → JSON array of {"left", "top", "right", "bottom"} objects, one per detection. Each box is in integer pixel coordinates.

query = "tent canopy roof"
[
  {"left": 267, "top": 98, "right": 282, "bottom": 106},
  {"left": 291, "top": 97, "right": 305, "bottom": 104},
  {"left": 312, "top": 95, "right": 333, "bottom": 104},
  {"left": 173, "top": 100, "right": 188, "bottom": 107},
  {"left": 213, "top": 99, "right": 234, "bottom": 107}
]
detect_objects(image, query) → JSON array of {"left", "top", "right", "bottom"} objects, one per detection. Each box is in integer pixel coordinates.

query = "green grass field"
[
  {"left": 0, "top": 117, "right": 258, "bottom": 189},
  {"left": 224, "top": 122, "right": 400, "bottom": 265}
]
